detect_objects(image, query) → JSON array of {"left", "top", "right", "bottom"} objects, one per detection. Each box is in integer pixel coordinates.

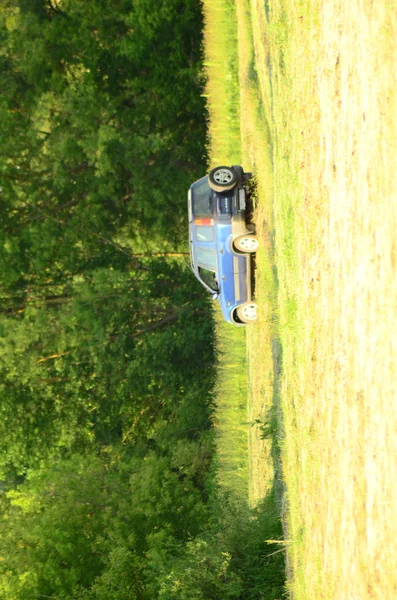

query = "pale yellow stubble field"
[{"left": 246, "top": 0, "right": 397, "bottom": 597}]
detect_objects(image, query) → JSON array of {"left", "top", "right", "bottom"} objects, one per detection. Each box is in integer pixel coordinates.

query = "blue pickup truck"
[{"left": 188, "top": 165, "right": 258, "bottom": 325}]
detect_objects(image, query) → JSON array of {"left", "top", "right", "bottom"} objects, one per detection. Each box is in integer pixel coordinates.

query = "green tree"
[
  {"left": 0, "top": 258, "right": 214, "bottom": 479},
  {"left": 0, "top": 455, "right": 117, "bottom": 599}
]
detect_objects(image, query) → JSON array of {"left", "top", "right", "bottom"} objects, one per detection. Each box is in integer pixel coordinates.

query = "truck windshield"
[{"left": 198, "top": 267, "right": 218, "bottom": 292}]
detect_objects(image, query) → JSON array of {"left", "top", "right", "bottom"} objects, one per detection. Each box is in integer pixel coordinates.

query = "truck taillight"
[{"left": 194, "top": 218, "right": 214, "bottom": 226}]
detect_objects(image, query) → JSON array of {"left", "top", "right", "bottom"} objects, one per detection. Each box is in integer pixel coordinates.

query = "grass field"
[
  {"left": 247, "top": 0, "right": 397, "bottom": 598},
  {"left": 202, "top": 0, "right": 279, "bottom": 507},
  {"left": 202, "top": 0, "right": 281, "bottom": 509},
  {"left": 203, "top": 0, "right": 397, "bottom": 598},
  {"left": 201, "top": 0, "right": 249, "bottom": 499}
]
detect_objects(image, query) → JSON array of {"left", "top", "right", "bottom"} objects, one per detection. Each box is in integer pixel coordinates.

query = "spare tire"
[{"left": 208, "top": 166, "right": 237, "bottom": 192}]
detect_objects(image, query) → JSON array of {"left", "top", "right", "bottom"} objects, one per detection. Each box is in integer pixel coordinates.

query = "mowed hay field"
[{"left": 240, "top": 0, "right": 397, "bottom": 598}]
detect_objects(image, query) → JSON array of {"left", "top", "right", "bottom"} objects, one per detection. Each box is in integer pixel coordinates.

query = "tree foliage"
[
  {"left": 0, "top": 1, "right": 285, "bottom": 598},
  {"left": 0, "top": 0, "right": 210, "bottom": 478}
]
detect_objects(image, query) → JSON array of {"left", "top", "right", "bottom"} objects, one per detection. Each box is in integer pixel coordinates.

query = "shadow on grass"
[
  {"left": 210, "top": 483, "right": 286, "bottom": 600},
  {"left": 264, "top": 0, "right": 270, "bottom": 22}
]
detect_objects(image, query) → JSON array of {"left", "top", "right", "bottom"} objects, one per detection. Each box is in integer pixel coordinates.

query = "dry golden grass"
[{"left": 246, "top": 0, "right": 397, "bottom": 597}]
